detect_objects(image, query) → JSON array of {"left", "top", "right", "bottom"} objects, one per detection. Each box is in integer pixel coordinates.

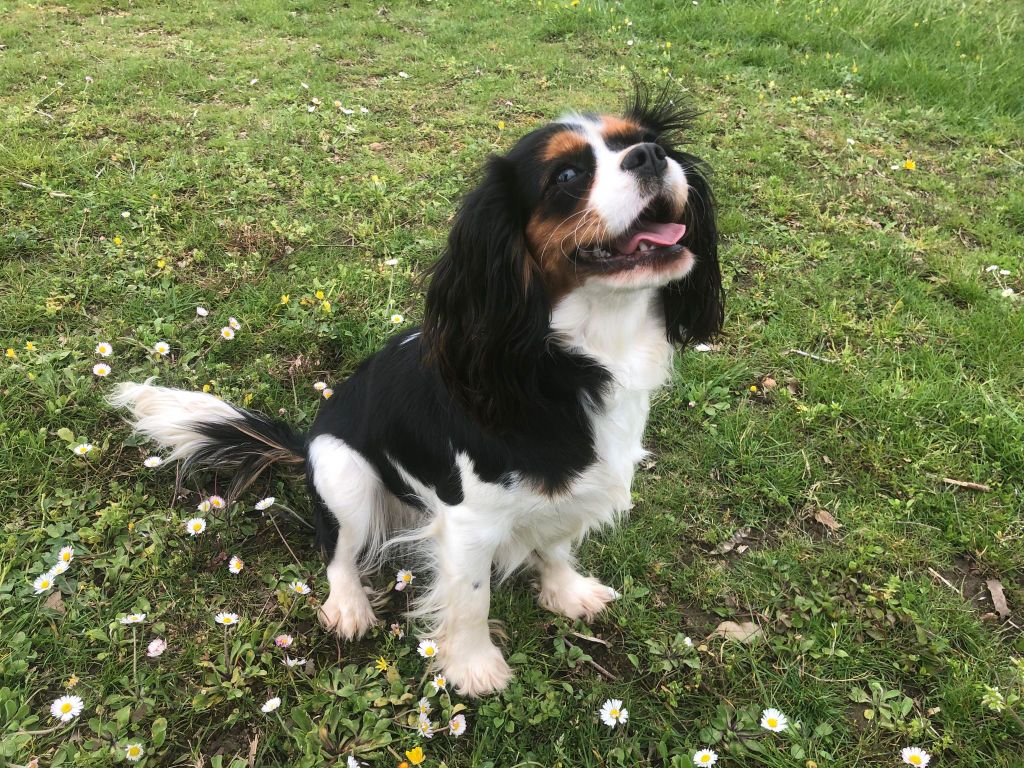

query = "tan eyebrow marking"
[
  {"left": 541, "top": 129, "right": 589, "bottom": 162},
  {"left": 600, "top": 115, "right": 644, "bottom": 146}
]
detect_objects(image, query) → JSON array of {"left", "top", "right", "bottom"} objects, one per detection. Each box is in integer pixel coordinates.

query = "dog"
[{"left": 110, "top": 85, "right": 722, "bottom": 697}]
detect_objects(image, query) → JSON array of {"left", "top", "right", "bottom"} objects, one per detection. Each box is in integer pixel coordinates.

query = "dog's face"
[
  {"left": 424, "top": 86, "right": 723, "bottom": 428},
  {"left": 518, "top": 113, "right": 696, "bottom": 294}
]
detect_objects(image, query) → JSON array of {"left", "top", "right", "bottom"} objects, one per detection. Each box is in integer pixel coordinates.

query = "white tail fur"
[{"left": 108, "top": 379, "right": 242, "bottom": 462}]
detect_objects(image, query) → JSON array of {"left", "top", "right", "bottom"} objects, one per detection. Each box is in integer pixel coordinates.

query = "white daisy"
[
  {"left": 33, "top": 572, "right": 55, "bottom": 594},
  {"left": 124, "top": 743, "right": 145, "bottom": 762},
  {"left": 214, "top": 612, "right": 240, "bottom": 626},
  {"left": 322, "top": 388, "right": 334, "bottom": 399},
  {"left": 196, "top": 499, "right": 212, "bottom": 513},
  {"left": 58, "top": 545, "right": 74, "bottom": 564},
  {"left": 255, "top": 497, "right": 275, "bottom": 511},
  {"left": 185, "top": 517, "right": 206, "bottom": 536},
  {"left": 1002, "top": 287, "right": 1016, "bottom": 297},
  {"left": 383, "top": 258, "right": 399, "bottom": 266},
  {"left": 347, "top": 757, "right": 365, "bottom": 768},
  {"left": 390, "top": 313, "right": 404, "bottom": 324},
  {"left": 261, "top": 696, "right": 281, "bottom": 713},
  {"left": 313, "top": 381, "right": 327, "bottom": 391},
  {"left": 395, "top": 569, "right": 414, "bottom": 591},
  {"left": 220, "top": 327, "right": 235, "bottom": 340},
  {"left": 417, "top": 715, "right": 434, "bottom": 738},
  {"left": 73, "top": 443, "right": 94, "bottom": 455},
  {"left": 119, "top": 613, "right": 146, "bottom": 624},
  {"left": 360, "top": 107, "right": 369, "bottom": 114},
  {"left": 50, "top": 694, "right": 84, "bottom": 722},
  {"left": 283, "top": 656, "right": 307, "bottom": 667},
  {"left": 398, "top": 71, "right": 410, "bottom": 78},
  {"left": 760, "top": 708, "right": 788, "bottom": 732},
  {"left": 693, "top": 749, "right": 718, "bottom": 766},
  {"left": 51, "top": 561, "right": 69, "bottom": 575},
  {"left": 289, "top": 580, "right": 311, "bottom": 595},
  {"left": 417, "top": 639, "right": 439, "bottom": 659},
  {"left": 684, "top": 636, "right": 694, "bottom": 647},
  {"left": 228, "top": 555, "right": 244, "bottom": 574},
  {"left": 143, "top": 456, "right": 163, "bottom": 468},
  {"left": 390, "top": 623, "right": 405, "bottom": 639},
  {"left": 432, "top": 674, "right": 447, "bottom": 691},
  {"left": 901, "top": 747, "right": 932, "bottom": 767},
  {"left": 275, "top": 634, "right": 293, "bottom": 648},
  {"left": 599, "top": 698, "right": 629, "bottom": 728},
  {"left": 196, "top": 306, "right": 209, "bottom": 317},
  {"left": 147, "top": 637, "right": 167, "bottom": 657},
  {"left": 1000, "top": 269, "right": 1011, "bottom": 276},
  {"left": 92, "top": 362, "right": 111, "bottom": 377},
  {"left": 153, "top": 341, "right": 170, "bottom": 356},
  {"left": 417, "top": 697, "right": 432, "bottom": 716},
  {"left": 121, "top": 211, "right": 131, "bottom": 218},
  {"left": 985, "top": 264, "right": 999, "bottom": 272},
  {"left": 228, "top": 317, "right": 241, "bottom": 330},
  {"left": 95, "top": 342, "right": 113, "bottom": 357},
  {"left": 209, "top": 495, "right": 226, "bottom": 510},
  {"left": 449, "top": 713, "right": 467, "bottom": 736}
]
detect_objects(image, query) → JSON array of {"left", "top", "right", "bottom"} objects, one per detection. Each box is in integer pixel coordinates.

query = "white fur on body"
[
  {"left": 109, "top": 287, "right": 676, "bottom": 697},
  {"left": 312, "top": 283, "right": 675, "bottom": 696}
]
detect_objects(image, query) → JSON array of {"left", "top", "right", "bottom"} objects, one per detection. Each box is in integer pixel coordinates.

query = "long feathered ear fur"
[
  {"left": 626, "top": 79, "right": 724, "bottom": 344},
  {"left": 662, "top": 150, "right": 724, "bottom": 344},
  {"left": 423, "top": 157, "right": 551, "bottom": 431}
]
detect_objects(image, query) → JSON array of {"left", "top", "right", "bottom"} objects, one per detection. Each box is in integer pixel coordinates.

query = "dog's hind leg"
[{"left": 307, "top": 434, "right": 382, "bottom": 640}]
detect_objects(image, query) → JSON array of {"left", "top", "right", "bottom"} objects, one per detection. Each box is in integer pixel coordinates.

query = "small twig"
[
  {"left": 565, "top": 640, "right": 617, "bottom": 681},
  {"left": 785, "top": 348, "right": 839, "bottom": 364},
  {"left": 269, "top": 513, "right": 304, "bottom": 568},
  {"left": 569, "top": 631, "right": 610, "bottom": 647},
  {"left": 942, "top": 477, "right": 991, "bottom": 492},
  {"left": 927, "top": 567, "right": 961, "bottom": 595}
]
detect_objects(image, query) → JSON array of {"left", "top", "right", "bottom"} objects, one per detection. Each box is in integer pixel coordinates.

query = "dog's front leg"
[
  {"left": 533, "top": 540, "right": 620, "bottom": 622},
  {"left": 425, "top": 509, "right": 513, "bottom": 697}
]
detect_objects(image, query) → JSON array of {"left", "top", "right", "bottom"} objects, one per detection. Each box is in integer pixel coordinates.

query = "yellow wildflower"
[
  {"left": 405, "top": 747, "right": 425, "bottom": 766},
  {"left": 903, "top": 159, "right": 916, "bottom": 171},
  {"left": 375, "top": 656, "right": 388, "bottom": 672}
]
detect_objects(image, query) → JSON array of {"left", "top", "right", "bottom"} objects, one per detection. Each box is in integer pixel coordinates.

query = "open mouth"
[{"left": 573, "top": 202, "right": 688, "bottom": 272}]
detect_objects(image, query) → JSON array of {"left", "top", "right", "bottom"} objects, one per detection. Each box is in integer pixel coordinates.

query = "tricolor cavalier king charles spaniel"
[{"left": 112, "top": 86, "right": 723, "bottom": 697}]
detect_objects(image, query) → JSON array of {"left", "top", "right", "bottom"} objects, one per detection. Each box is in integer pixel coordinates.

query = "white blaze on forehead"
[{"left": 557, "top": 113, "right": 687, "bottom": 237}]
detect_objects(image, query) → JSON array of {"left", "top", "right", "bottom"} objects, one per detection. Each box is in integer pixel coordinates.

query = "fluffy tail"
[{"left": 109, "top": 380, "right": 306, "bottom": 501}]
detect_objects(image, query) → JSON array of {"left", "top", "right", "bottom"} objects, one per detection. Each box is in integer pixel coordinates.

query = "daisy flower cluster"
[{"left": 32, "top": 545, "right": 75, "bottom": 595}]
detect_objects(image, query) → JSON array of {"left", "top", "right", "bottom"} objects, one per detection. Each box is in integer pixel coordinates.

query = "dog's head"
[{"left": 424, "top": 84, "right": 723, "bottom": 428}]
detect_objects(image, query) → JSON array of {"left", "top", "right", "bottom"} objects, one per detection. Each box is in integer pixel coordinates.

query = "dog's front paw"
[
  {"left": 441, "top": 642, "right": 513, "bottom": 697},
  {"left": 318, "top": 591, "right": 377, "bottom": 640},
  {"left": 539, "top": 573, "right": 619, "bottom": 622}
]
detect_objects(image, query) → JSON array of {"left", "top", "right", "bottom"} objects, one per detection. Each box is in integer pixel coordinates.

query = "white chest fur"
[{"left": 550, "top": 284, "right": 673, "bottom": 511}]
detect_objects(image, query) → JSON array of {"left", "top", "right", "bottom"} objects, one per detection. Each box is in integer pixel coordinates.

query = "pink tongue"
[{"left": 616, "top": 222, "right": 686, "bottom": 254}]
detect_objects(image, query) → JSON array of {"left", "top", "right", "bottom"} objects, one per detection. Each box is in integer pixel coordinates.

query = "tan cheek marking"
[
  {"left": 541, "top": 130, "right": 589, "bottom": 162},
  {"left": 526, "top": 206, "right": 610, "bottom": 298}
]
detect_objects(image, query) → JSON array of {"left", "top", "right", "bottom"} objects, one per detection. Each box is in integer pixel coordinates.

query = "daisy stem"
[
  {"left": 224, "top": 626, "right": 230, "bottom": 670},
  {"left": 132, "top": 627, "right": 139, "bottom": 698}
]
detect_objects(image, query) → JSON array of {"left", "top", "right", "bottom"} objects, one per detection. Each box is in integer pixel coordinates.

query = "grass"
[{"left": 1, "top": 0, "right": 1022, "bottom": 765}]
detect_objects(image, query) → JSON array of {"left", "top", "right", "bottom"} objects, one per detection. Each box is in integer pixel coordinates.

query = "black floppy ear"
[
  {"left": 423, "top": 157, "right": 550, "bottom": 430},
  {"left": 661, "top": 152, "right": 724, "bottom": 344}
]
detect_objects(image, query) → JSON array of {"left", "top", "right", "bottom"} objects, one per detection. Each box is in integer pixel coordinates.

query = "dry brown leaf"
[
  {"left": 761, "top": 376, "right": 778, "bottom": 390},
  {"left": 814, "top": 509, "right": 843, "bottom": 532},
  {"left": 712, "top": 527, "right": 751, "bottom": 555},
  {"left": 44, "top": 590, "right": 65, "bottom": 614},
  {"left": 709, "top": 620, "right": 763, "bottom": 643},
  {"left": 986, "top": 579, "right": 1010, "bottom": 618}
]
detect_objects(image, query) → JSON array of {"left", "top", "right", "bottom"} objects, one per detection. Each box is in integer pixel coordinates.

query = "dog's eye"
[{"left": 554, "top": 166, "right": 580, "bottom": 184}]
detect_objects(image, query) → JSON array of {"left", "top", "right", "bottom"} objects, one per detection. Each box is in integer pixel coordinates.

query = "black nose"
[{"left": 621, "top": 142, "right": 668, "bottom": 177}]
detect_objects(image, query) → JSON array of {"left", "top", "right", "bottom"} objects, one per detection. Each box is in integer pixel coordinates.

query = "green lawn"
[{"left": 2, "top": 0, "right": 1023, "bottom": 765}]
